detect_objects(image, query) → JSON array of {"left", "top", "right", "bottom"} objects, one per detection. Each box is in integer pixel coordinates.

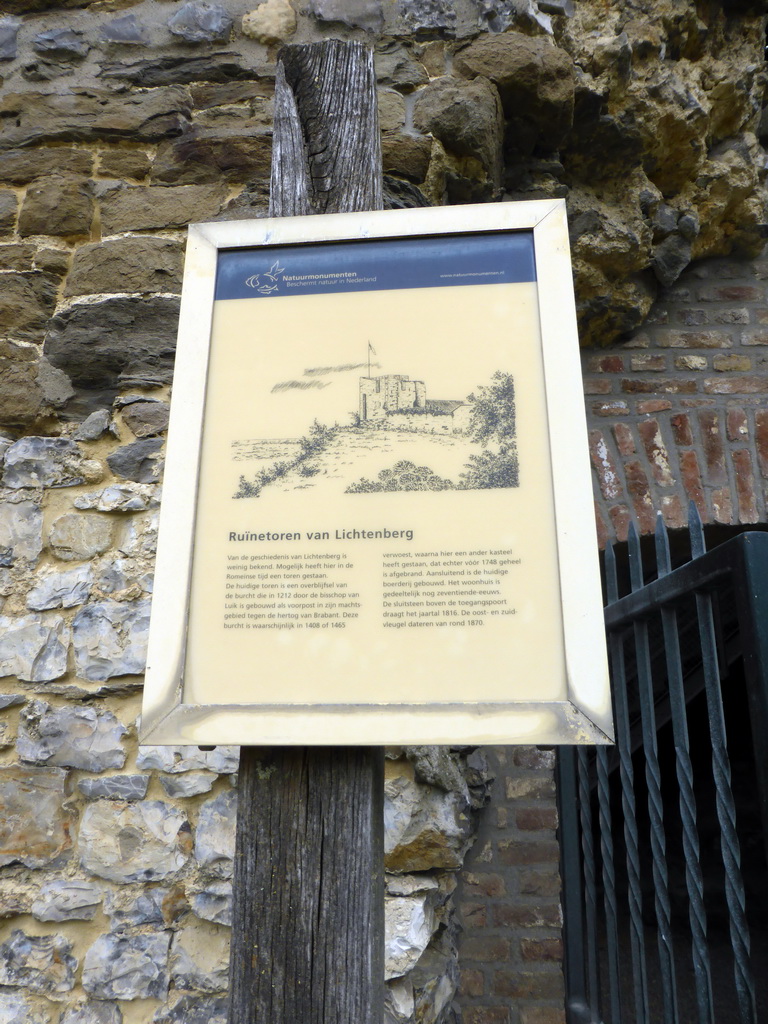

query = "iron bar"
[
  {"left": 596, "top": 744, "right": 622, "bottom": 1023},
  {"left": 654, "top": 515, "right": 714, "bottom": 1024},
  {"left": 577, "top": 748, "right": 601, "bottom": 1016}
]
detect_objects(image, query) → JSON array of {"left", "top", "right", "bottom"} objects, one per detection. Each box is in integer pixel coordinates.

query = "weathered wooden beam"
[{"left": 227, "top": 40, "right": 385, "bottom": 1024}]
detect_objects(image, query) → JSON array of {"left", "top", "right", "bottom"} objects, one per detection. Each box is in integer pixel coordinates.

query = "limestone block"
[
  {"left": 152, "top": 995, "right": 227, "bottom": 1024},
  {"left": 73, "top": 410, "right": 112, "bottom": 441},
  {"left": 308, "top": 0, "right": 383, "bottom": 32},
  {"left": 44, "top": 295, "right": 180, "bottom": 392},
  {"left": 413, "top": 76, "right": 504, "bottom": 182},
  {"left": 137, "top": 744, "right": 239, "bottom": 774},
  {"left": 78, "top": 775, "right": 149, "bottom": 801},
  {"left": 121, "top": 401, "right": 170, "bottom": 438},
  {"left": 169, "top": 920, "right": 230, "bottom": 992},
  {"left": 59, "top": 1002, "right": 122, "bottom": 1024},
  {"left": 193, "top": 789, "right": 237, "bottom": 878},
  {"left": 0, "top": 495, "right": 43, "bottom": 565},
  {"left": 18, "top": 700, "right": 127, "bottom": 771},
  {"left": 375, "top": 43, "right": 428, "bottom": 90},
  {"left": 2, "top": 436, "right": 95, "bottom": 488},
  {"left": 18, "top": 175, "right": 94, "bottom": 237},
  {"left": 0, "top": 190, "right": 17, "bottom": 233},
  {"left": 49, "top": 513, "right": 114, "bottom": 562},
  {"left": 241, "top": 0, "right": 297, "bottom": 44},
  {"left": 0, "top": 614, "right": 70, "bottom": 682},
  {"left": 384, "top": 775, "right": 472, "bottom": 871},
  {"left": 0, "top": 767, "right": 71, "bottom": 868},
  {"left": 385, "top": 895, "right": 438, "bottom": 980},
  {"left": 189, "top": 880, "right": 232, "bottom": 926},
  {"left": 31, "top": 880, "right": 103, "bottom": 922},
  {"left": 100, "top": 179, "right": 229, "bottom": 230},
  {"left": 79, "top": 800, "right": 191, "bottom": 882},
  {"left": 0, "top": 991, "right": 51, "bottom": 1024},
  {"left": 27, "top": 566, "right": 92, "bottom": 610},
  {"left": 73, "top": 599, "right": 150, "bottom": 680},
  {"left": 150, "top": 134, "right": 272, "bottom": 186},
  {"left": 1, "top": 148, "right": 92, "bottom": 185},
  {"left": 168, "top": 2, "right": 233, "bottom": 42},
  {"left": 74, "top": 483, "right": 155, "bottom": 513},
  {"left": 82, "top": 932, "right": 171, "bottom": 1000},
  {"left": 0, "top": 930, "right": 77, "bottom": 993},
  {"left": 0, "top": 274, "right": 58, "bottom": 342},
  {"left": 65, "top": 237, "right": 183, "bottom": 297},
  {"left": 160, "top": 772, "right": 216, "bottom": 798},
  {"left": 0, "top": 18, "right": 20, "bottom": 61},
  {"left": 405, "top": 746, "right": 470, "bottom": 801}
]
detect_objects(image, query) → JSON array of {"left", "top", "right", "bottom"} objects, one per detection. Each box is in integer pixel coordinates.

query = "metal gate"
[{"left": 557, "top": 507, "right": 768, "bottom": 1024}]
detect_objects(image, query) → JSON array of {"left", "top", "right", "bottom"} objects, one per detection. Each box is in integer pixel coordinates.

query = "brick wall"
[{"left": 584, "top": 248, "right": 768, "bottom": 545}]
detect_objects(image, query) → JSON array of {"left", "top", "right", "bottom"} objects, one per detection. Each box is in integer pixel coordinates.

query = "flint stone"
[
  {"left": 0, "top": 694, "right": 24, "bottom": 709},
  {"left": 0, "top": 767, "right": 70, "bottom": 868},
  {"left": 75, "top": 483, "right": 154, "bottom": 512},
  {"left": 33, "top": 29, "right": 88, "bottom": 58},
  {"left": 100, "top": 15, "right": 149, "bottom": 46},
  {"left": 123, "top": 401, "right": 170, "bottom": 438},
  {"left": 405, "top": 746, "right": 469, "bottom": 801},
  {"left": 100, "top": 54, "right": 257, "bottom": 88},
  {"left": 96, "top": 558, "right": 132, "bottom": 594},
  {"left": 118, "top": 511, "right": 159, "bottom": 558},
  {"left": 160, "top": 772, "right": 216, "bottom": 798},
  {"left": 3, "top": 437, "right": 93, "bottom": 488},
  {"left": 0, "top": 930, "right": 77, "bottom": 993},
  {"left": 0, "top": 991, "right": 50, "bottom": 1024},
  {"left": 194, "top": 789, "right": 237, "bottom": 877},
  {"left": 59, "top": 1002, "right": 122, "bottom": 1024},
  {"left": 384, "top": 776, "right": 472, "bottom": 871},
  {"left": 412, "top": 76, "right": 503, "bottom": 180},
  {"left": 385, "top": 978, "right": 414, "bottom": 1024},
  {"left": 18, "top": 701, "right": 127, "bottom": 771},
  {"left": 454, "top": 32, "right": 575, "bottom": 152},
  {"left": 31, "top": 880, "right": 102, "bottom": 922},
  {"left": 107, "top": 439, "right": 164, "bottom": 483},
  {"left": 170, "top": 921, "right": 229, "bottom": 992},
  {"left": 82, "top": 932, "right": 171, "bottom": 1000},
  {"left": 73, "top": 599, "right": 151, "bottom": 680},
  {"left": 0, "top": 190, "right": 17, "bottom": 232},
  {"left": 0, "top": 88, "right": 191, "bottom": 150},
  {"left": 0, "top": 18, "right": 20, "bottom": 62},
  {"left": 103, "top": 887, "right": 170, "bottom": 928},
  {"left": 190, "top": 880, "right": 232, "bottom": 926},
  {"left": 386, "top": 873, "right": 439, "bottom": 897},
  {"left": 398, "top": 0, "right": 456, "bottom": 35},
  {"left": 385, "top": 895, "right": 437, "bottom": 980},
  {"left": 152, "top": 995, "right": 227, "bottom": 1024},
  {"left": 27, "top": 565, "right": 92, "bottom": 610},
  {"left": 80, "top": 801, "right": 190, "bottom": 882},
  {"left": 653, "top": 234, "right": 692, "bottom": 287},
  {"left": 44, "top": 296, "right": 180, "bottom": 392},
  {"left": 1, "top": 148, "right": 92, "bottom": 185},
  {"left": 0, "top": 614, "right": 69, "bottom": 682},
  {"left": 49, "top": 512, "right": 113, "bottom": 561},
  {"left": 0, "top": 496, "right": 43, "bottom": 564},
  {"left": 65, "top": 237, "right": 184, "bottom": 297},
  {"left": 375, "top": 43, "right": 428, "bottom": 90},
  {"left": 308, "top": 0, "right": 383, "bottom": 32},
  {"left": 137, "top": 744, "right": 239, "bottom": 774},
  {"left": 168, "top": 2, "right": 233, "bottom": 42},
  {"left": 78, "top": 775, "right": 149, "bottom": 801},
  {"left": 74, "top": 410, "right": 112, "bottom": 441},
  {"left": 19, "top": 176, "right": 94, "bottom": 236},
  {"left": 241, "top": 0, "right": 296, "bottom": 43}
]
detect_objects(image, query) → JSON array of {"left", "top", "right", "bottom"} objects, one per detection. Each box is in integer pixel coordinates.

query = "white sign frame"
[{"left": 140, "top": 200, "right": 612, "bottom": 746}]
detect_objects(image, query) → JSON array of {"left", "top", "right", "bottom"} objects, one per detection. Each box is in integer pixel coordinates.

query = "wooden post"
[{"left": 227, "top": 40, "right": 385, "bottom": 1024}]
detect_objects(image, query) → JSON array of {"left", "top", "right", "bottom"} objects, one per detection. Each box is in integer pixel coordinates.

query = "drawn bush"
[
  {"left": 233, "top": 421, "right": 337, "bottom": 498},
  {"left": 346, "top": 460, "right": 454, "bottom": 493}
]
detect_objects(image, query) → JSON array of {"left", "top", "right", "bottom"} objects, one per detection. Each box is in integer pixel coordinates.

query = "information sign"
[{"left": 140, "top": 201, "right": 612, "bottom": 745}]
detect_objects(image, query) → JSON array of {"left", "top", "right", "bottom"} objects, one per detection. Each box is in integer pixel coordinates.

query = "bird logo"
[{"left": 245, "top": 260, "right": 286, "bottom": 295}]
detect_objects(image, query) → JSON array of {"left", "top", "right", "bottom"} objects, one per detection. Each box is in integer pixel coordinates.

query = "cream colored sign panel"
[{"left": 140, "top": 203, "right": 612, "bottom": 746}]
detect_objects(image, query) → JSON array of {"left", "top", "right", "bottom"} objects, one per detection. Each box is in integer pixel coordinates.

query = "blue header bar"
[{"left": 214, "top": 231, "right": 536, "bottom": 300}]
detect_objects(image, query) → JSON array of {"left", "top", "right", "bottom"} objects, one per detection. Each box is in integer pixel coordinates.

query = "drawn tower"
[{"left": 359, "top": 374, "right": 427, "bottom": 421}]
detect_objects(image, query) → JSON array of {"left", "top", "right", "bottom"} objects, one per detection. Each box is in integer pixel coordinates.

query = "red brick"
[
  {"left": 520, "top": 1009, "right": 567, "bottom": 1024},
  {"left": 592, "top": 400, "right": 629, "bottom": 417},
  {"left": 621, "top": 331, "right": 651, "bottom": 347},
  {"left": 679, "top": 450, "right": 706, "bottom": 516},
  {"left": 703, "top": 376, "right": 768, "bottom": 394},
  {"left": 742, "top": 329, "right": 768, "bottom": 345},
  {"left": 586, "top": 354, "right": 624, "bottom": 372},
  {"left": 459, "top": 968, "right": 486, "bottom": 997},
  {"left": 674, "top": 354, "right": 707, "bottom": 370},
  {"left": 505, "top": 775, "right": 556, "bottom": 800},
  {"left": 733, "top": 449, "right": 759, "bottom": 524},
  {"left": 677, "top": 308, "right": 708, "bottom": 326},
  {"left": 661, "top": 494, "right": 686, "bottom": 529},
  {"left": 698, "top": 410, "right": 727, "bottom": 485},
  {"left": 516, "top": 807, "right": 558, "bottom": 831},
  {"left": 520, "top": 938, "right": 563, "bottom": 962},
  {"left": 464, "top": 1008, "right": 510, "bottom": 1024},
  {"left": 460, "top": 901, "right": 489, "bottom": 928},
  {"left": 494, "top": 904, "right": 562, "bottom": 929},
  {"left": 492, "top": 969, "right": 564, "bottom": 1000},
  {"left": 594, "top": 501, "right": 608, "bottom": 550},
  {"left": 608, "top": 504, "right": 631, "bottom": 542},
  {"left": 712, "top": 487, "right": 733, "bottom": 524},
  {"left": 638, "top": 419, "right": 675, "bottom": 487},
  {"left": 713, "top": 307, "right": 749, "bottom": 324},
  {"left": 630, "top": 354, "right": 666, "bottom": 371},
  {"left": 698, "top": 284, "right": 763, "bottom": 301},
  {"left": 612, "top": 422, "right": 635, "bottom": 455},
  {"left": 670, "top": 413, "right": 693, "bottom": 446},
  {"left": 519, "top": 868, "right": 561, "bottom": 898},
  {"left": 512, "top": 747, "right": 555, "bottom": 770},
  {"left": 462, "top": 872, "right": 506, "bottom": 898},
  {"left": 497, "top": 840, "right": 560, "bottom": 866},
  {"left": 656, "top": 329, "right": 732, "bottom": 348},
  {"left": 620, "top": 378, "right": 696, "bottom": 394},
  {"left": 727, "top": 408, "right": 748, "bottom": 441},
  {"left": 713, "top": 354, "right": 751, "bottom": 371},
  {"left": 756, "top": 411, "right": 768, "bottom": 478},
  {"left": 495, "top": 805, "right": 509, "bottom": 829},
  {"left": 636, "top": 399, "right": 673, "bottom": 413},
  {"left": 460, "top": 936, "right": 511, "bottom": 962},
  {"left": 624, "top": 460, "right": 655, "bottom": 534},
  {"left": 588, "top": 430, "right": 622, "bottom": 501},
  {"left": 583, "top": 378, "right": 612, "bottom": 395}
]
